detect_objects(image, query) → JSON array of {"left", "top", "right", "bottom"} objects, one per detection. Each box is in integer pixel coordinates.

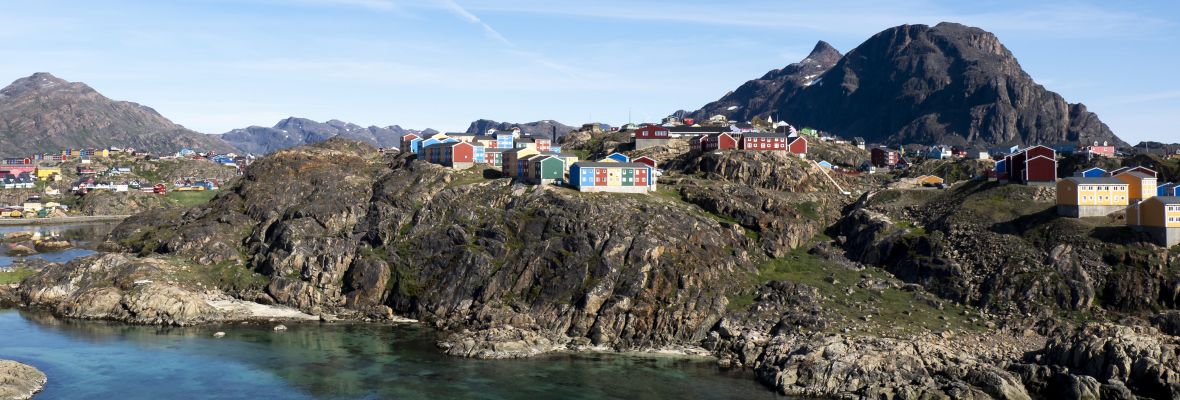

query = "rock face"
[
  {"left": 1018, "top": 323, "right": 1180, "bottom": 399},
  {"left": 0, "top": 360, "right": 46, "bottom": 400},
  {"left": 19, "top": 253, "right": 222, "bottom": 325},
  {"left": 689, "top": 23, "right": 1124, "bottom": 147},
  {"left": 0, "top": 72, "right": 235, "bottom": 157},
  {"left": 689, "top": 41, "right": 842, "bottom": 123},
  {"left": 99, "top": 138, "right": 852, "bottom": 356},
  {"left": 76, "top": 190, "right": 172, "bottom": 216},
  {"left": 464, "top": 119, "right": 574, "bottom": 140},
  {"left": 220, "top": 117, "right": 434, "bottom": 155}
]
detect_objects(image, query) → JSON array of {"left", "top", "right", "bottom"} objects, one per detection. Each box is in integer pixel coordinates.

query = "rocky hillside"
[
  {"left": 14, "top": 135, "right": 1179, "bottom": 397},
  {"left": 688, "top": 23, "right": 1124, "bottom": 148},
  {"left": 689, "top": 41, "right": 842, "bottom": 122},
  {"left": 464, "top": 119, "right": 574, "bottom": 140},
  {"left": 0, "top": 73, "right": 236, "bottom": 157},
  {"left": 220, "top": 117, "right": 435, "bottom": 155}
]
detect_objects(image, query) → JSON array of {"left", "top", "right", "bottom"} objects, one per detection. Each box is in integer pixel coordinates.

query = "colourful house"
[
  {"left": 634, "top": 125, "right": 671, "bottom": 150},
  {"left": 484, "top": 148, "right": 506, "bottom": 167},
  {"left": 472, "top": 145, "right": 487, "bottom": 164},
  {"left": 1160, "top": 183, "right": 1179, "bottom": 197},
  {"left": 401, "top": 133, "right": 420, "bottom": 152},
  {"left": 527, "top": 155, "right": 566, "bottom": 185},
  {"left": 495, "top": 132, "right": 515, "bottom": 149},
  {"left": 1114, "top": 171, "right": 1158, "bottom": 202},
  {"left": 1126, "top": 196, "right": 1180, "bottom": 246},
  {"left": 633, "top": 156, "right": 657, "bottom": 169},
  {"left": 1004, "top": 145, "right": 1056, "bottom": 185},
  {"left": 569, "top": 162, "right": 653, "bottom": 193},
  {"left": 1076, "top": 167, "right": 1106, "bottom": 178},
  {"left": 740, "top": 132, "right": 791, "bottom": 151},
  {"left": 421, "top": 141, "right": 475, "bottom": 170},
  {"left": 502, "top": 148, "right": 539, "bottom": 178},
  {"left": 915, "top": 175, "right": 945, "bottom": 187},
  {"left": 34, "top": 167, "right": 61, "bottom": 181},
  {"left": 1056, "top": 177, "right": 1130, "bottom": 217},
  {"left": 605, "top": 152, "right": 630, "bottom": 163},
  {"left": 871, "top": 147, "right": 901, "bottom": 168}
]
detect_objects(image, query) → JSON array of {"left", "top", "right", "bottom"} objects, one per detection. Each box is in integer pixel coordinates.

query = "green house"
[{"left": 531, "top": 155, "right": 566, "bottom": 184}]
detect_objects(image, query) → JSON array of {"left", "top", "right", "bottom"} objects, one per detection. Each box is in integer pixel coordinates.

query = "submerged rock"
[{"left": 0, "top": 360, "right": 47, "bottom": 400}]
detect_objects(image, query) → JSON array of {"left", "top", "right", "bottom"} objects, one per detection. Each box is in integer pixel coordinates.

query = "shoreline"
[{"left": 0, "top": 215, "right": 129, "bottom": 226}]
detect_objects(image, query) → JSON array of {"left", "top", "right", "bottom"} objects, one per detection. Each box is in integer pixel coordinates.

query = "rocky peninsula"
[{"left": 9, "top": 137, "right": 1179, "bottom": 398}]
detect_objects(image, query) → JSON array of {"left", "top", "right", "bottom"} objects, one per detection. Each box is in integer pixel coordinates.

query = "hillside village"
[
  {"left": 398, "top": 113, "right": 1180, "bottom": 250},
  {"left": 0, "top": 146, "right": 248, "bottom": 218}
]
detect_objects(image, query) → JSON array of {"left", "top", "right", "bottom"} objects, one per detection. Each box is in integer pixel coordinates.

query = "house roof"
[
  {"left": 1149, "top": 196, "right": 1180, "bottom": 205},
  {"left": 572, "top": 161, "right": 651, "bottom": 168},
  {"left": 743, "top": 132, "right": 790, "bottom": 138},
  {"left": 1065, "top": 177, "right": 1126, "bottom": 185},
  {"left": 1117, "top": 171, "right": 1154, "bottom": 179},
  {"left": 667, "top": 126, "right": 730, "bottom": 134},
  {"left": 420, "top": 141, "right": 471, "bottom": 151}
]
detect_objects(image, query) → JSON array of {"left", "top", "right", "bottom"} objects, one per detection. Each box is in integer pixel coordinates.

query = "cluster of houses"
[
  {"left": 403, "top": 128, "right": 662, "bottom": 193},
  {"left": 631, "top": 124, "right": 809, "bottom": 156},
  {"left": 1056, "top": 165, "right": 1179, "bottom": 246}
]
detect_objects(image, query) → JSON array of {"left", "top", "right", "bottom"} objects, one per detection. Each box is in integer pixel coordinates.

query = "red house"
[
  {"left": 1004, "top": 145, "right": 1057, "bottom": 185},
  {"left": 787, "top": 136, "right": 808, "bottom": 155},
  {"left": 634, "top": 125, "right": 670, "bottom": 140},
  {"left": 871, "top": 147, "right": 900, "bottom": 167},
  {"left": 705, "top": 133, "right": 738, "bottom": 151},
  {"left": 689, "top": 135, "right": 707, "bottom": 153},
  {"left": 421, "top": 141, "right": 475, "bottom": 170},
  {"left": 633, "top": 156, "right": 657, "bottom": 169},
  {"left": 1109, "top": 166, "right": 1157, "bottom": 179},
  {"left": 740, "top": 132, "right": 788, "bottom": 151},
  {"left": 400, "top": 133, "right": 420, "bottom": 152}
]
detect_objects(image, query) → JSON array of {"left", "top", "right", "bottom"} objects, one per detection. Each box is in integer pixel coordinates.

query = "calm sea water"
[
  {"left": 0, "top": 223, "right": 114, "bottom": 267},
  {"left": 0, "top": 223, "right": 780, "bottom": 399}
]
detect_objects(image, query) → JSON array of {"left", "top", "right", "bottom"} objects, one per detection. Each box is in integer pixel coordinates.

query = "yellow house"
[
  {"left": 606, "top": 168, "right": 622, "bottom": 186},
  {"left": 35, "top": 167, "right": 61, "bottom": 181},
  {"left": 1115, "top": 171, "right": 1158, "bottom": 202},
  {"left": 1126, "top": 196, "right": 1180, "bottom": 246},
  {"left": 1056, "top": 177, "right": 1129, "bottom": 217}
]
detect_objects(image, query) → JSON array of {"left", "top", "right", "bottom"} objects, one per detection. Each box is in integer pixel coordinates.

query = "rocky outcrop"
[
  {"left": 0, "top": 72, "right": 235, "bottom": 157},
  {"left": 18, "top": 252, "right": 321, "bottom": 325},
  {"left": 0, "top": 360, "right": 46, "bottom": 400},
  {"left": 76, "top": 190, "right": 171, "bottom": 216},
  {"left": 1022, "top": 324, "right": 1180, "bottom": 399},
  {"left": 19, "top": 253, "right": 221, "bottom": 325}
]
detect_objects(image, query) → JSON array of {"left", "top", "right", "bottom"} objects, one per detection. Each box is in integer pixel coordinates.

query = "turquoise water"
[
  {"left": 0, "top": 223, "right": 779, "bottom": 399},
  {"left": 0, "top": 223, "right": 113, "bottom": 267},
  {"left": 0, "top": 311, "right": 777, "bottom": 399}
]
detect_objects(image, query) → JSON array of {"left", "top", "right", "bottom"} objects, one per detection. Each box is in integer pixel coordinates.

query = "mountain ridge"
[
  {"left": 689, "top": 23, "right": 1125, "bottom": 148},
  {"left": 0, "top": 72, "right": 236, "bottom": 157}
]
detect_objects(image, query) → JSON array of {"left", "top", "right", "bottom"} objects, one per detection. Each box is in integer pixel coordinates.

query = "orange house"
[
  {"left": 1115, "top": 171, "right": 1158, "bottom": 202},
  {"left": 1126, "top": 196, "right": 1180, "bottom": 246}
]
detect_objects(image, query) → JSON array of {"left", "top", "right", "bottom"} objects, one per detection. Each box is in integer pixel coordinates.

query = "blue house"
[
  {"left": 1077, "top": 167, "right": 1106, "bottom": 178},
  {"left": 473, "top": 145, "right": 487, "bottom": 164},
  {"left": 551, "top": 145, "right": 562, "bottom": 153},
  {"left": 1160, "top": 182, "right": 1178, "bottom": 197},
  {"left": 495, "top": 132, "right": 514, "bottom": 149},
  {"left": 409, "top": 138, "right": 424, "bottom": 154},
  {"left": 817, "top": 160, "right": 834, "bottom": 169},
  {"left": 995, "top": 159, "right": 1007, "bottom": 174},
  {"left": 605, "top": 152, "right": 630, "bottom": 163}
]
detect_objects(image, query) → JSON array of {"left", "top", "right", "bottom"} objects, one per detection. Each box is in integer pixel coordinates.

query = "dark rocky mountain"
[
  {"left": 220, "top": 117, "right": 435, "bottom": 155},
  {"left": 464, "top": 119, "right": 575, "bottom": 140},
  {"left": 689, "top": 41, "right": 842, "bottom": 122},
  {"left": 0, "top": 73, "right": 236, "bottom": 157},
  {"left": 689, "top": 23, "right": 1125, "bottom": 148}
]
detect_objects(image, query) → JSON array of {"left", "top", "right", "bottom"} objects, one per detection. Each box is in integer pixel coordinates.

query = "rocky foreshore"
[{"left": 0, "top": 360, "right": 46, "bottom": 400}]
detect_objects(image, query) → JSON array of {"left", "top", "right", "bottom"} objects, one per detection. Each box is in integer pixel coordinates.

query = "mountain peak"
[
  {"left": 807, "top": 40, "right": 840, "bottom": 60},
  {"left": 0, "top": 72, "right": 80, "bottom": 99}
]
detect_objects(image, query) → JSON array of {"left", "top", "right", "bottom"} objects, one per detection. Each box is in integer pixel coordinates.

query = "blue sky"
[{"left": 2, "top": 0, "right": 1178, "bottom": 144}]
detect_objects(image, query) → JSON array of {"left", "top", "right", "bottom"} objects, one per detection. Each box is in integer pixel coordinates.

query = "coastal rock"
[
  {"left": 0, "top": 360, "right": 47, "bottom": 400},
  {"left": 437, "top": 327, "right": 564, "bottom": 359},
  {"left": 1029, "top": 323, "right": 1180, "bottom": 398},
  {"left": 5, "top": 245, "right": 35, "bottom": 257},
  {"left": 19, "top": 254, "right": 221, "bottom": 325},
  {"left": 33, "top": 239, "right": 72, "bottom": 253}
]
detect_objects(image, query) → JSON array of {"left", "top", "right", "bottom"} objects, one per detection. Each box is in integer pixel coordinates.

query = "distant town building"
[
  {"left": 1056, "top": 177, "right": 1130, "bottom": 217},
  {"left": 1126, "top": 196, "right": 1180, "bottom": 246}
]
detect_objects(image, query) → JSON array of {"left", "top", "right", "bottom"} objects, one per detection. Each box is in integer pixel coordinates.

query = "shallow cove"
[
  {"left": 0, "top": 311, "right": 776, "bottom": 399},
  {"left": 0, "top": 224, "right": 781, "bottom": 399}
]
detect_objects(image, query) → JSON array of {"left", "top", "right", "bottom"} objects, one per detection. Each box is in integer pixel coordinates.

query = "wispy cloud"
[{"left": 457, "top": 1, "right": 1167, "bottom": 38}]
